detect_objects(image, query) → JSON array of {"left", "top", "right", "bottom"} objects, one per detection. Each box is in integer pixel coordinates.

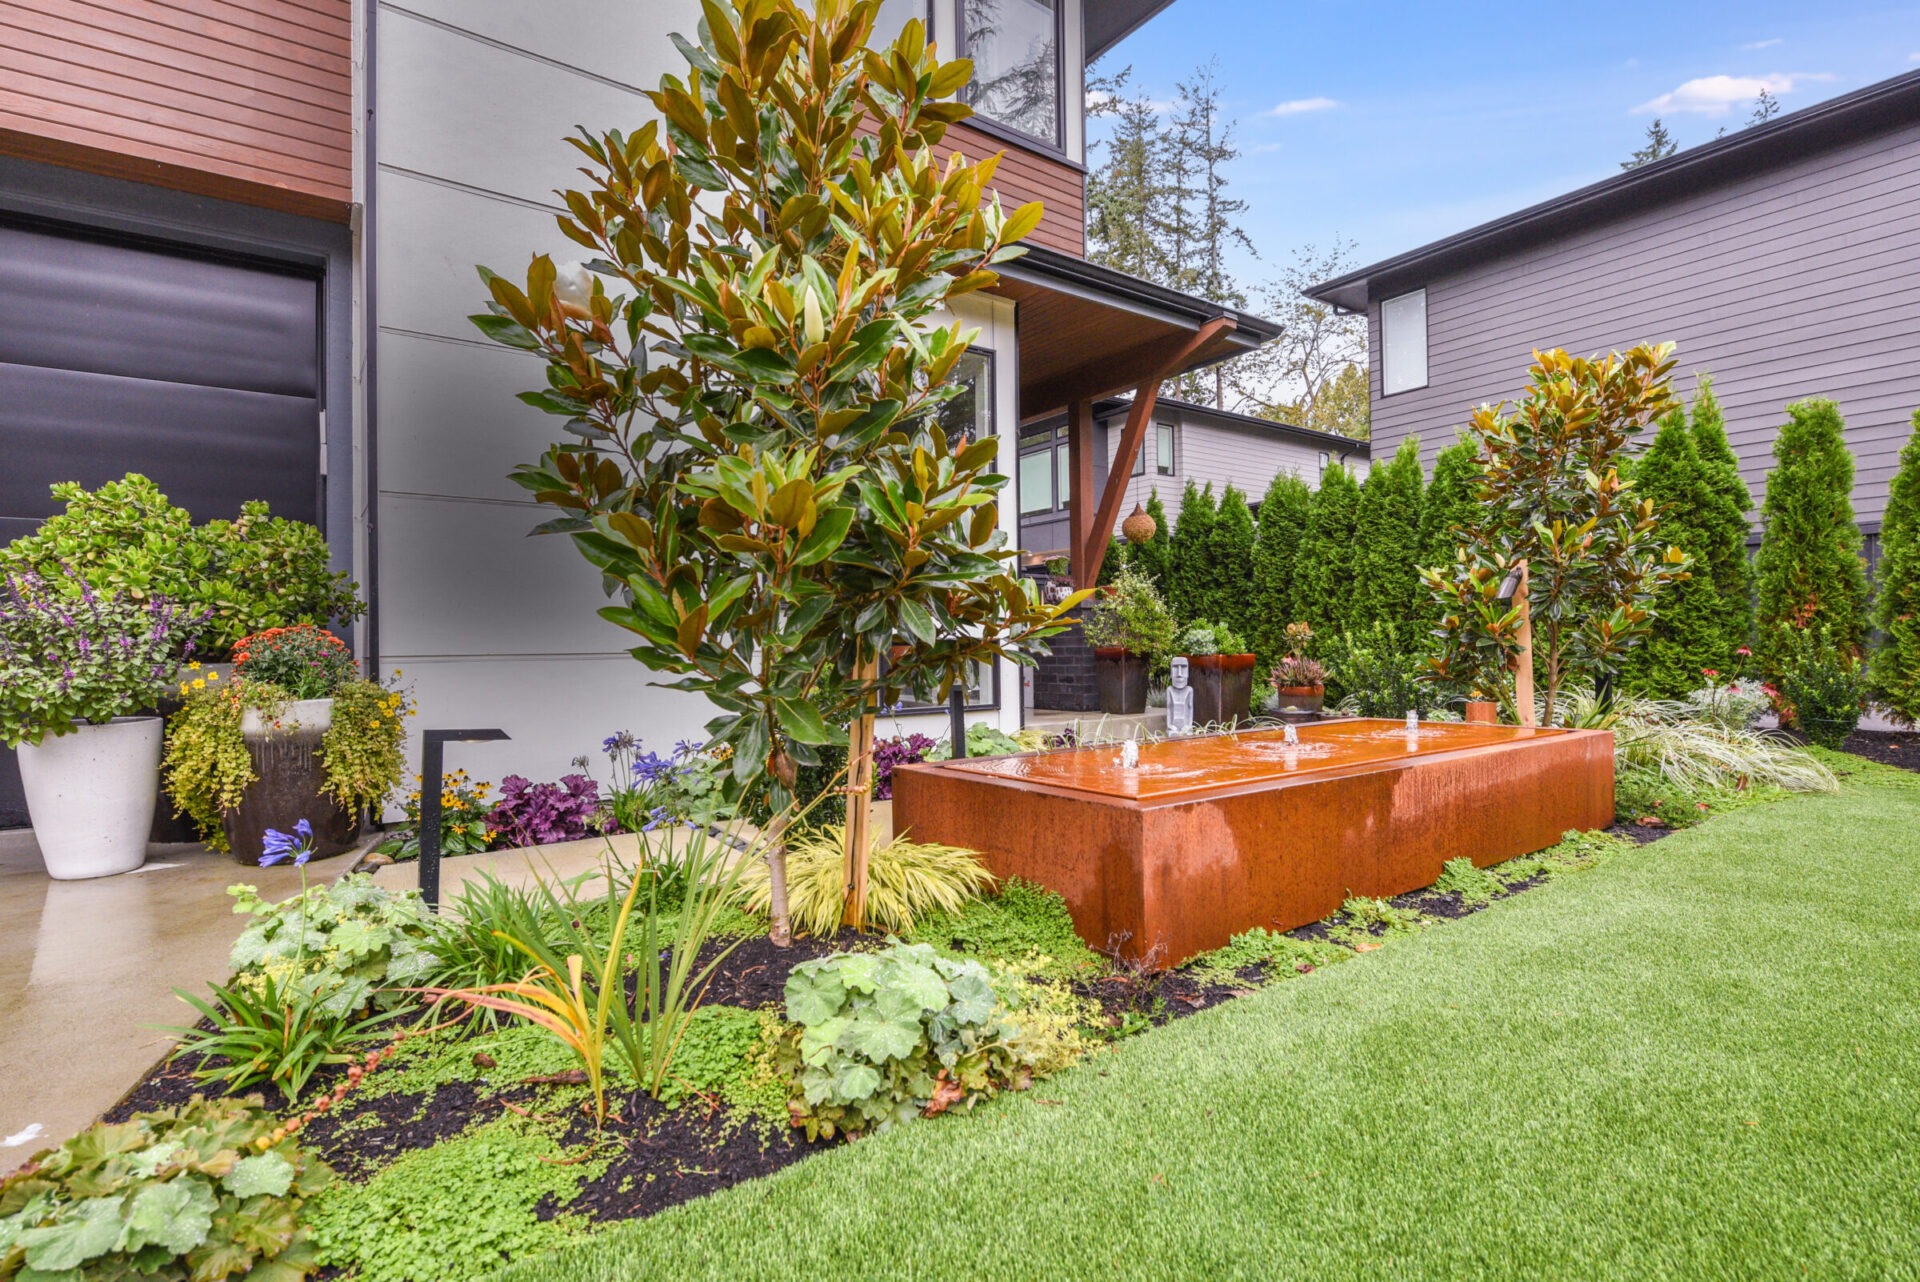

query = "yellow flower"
[
  {"left": 191, "top": 678, "right": 206, "bottom": 690},
  {"left": 186, "top": 662, "right": 201, "bottom": 672},
  {"left": 207, "top": 671, "right": 219, "bottom": 681},
  {"left": 179, "top": 682, "right": 189, "bottom": 696}
]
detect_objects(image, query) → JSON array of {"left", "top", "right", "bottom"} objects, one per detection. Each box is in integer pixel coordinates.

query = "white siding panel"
[
  {"left": 374, "top": 170, "right": 569, "bottom": 343},
  {"left": 377, "top": 332, "right": 549, "bottom": 504},
  {"left": 385, "top": 0, "right": 697, "bottom": 90}
]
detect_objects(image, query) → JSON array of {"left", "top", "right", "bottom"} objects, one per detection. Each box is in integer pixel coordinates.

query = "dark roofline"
[
  {"left": 1305, "top": 68, "right": 1920, "bottom": 312},
  {"left": 1086, "top": 0, "right": 1181, "bottom": 62},
  {"left": 1085, "top": 395, "right": 1372, "bottom": 456},
  {"left": 998, "top": 244, "right": 1283, "bottom": 349}
]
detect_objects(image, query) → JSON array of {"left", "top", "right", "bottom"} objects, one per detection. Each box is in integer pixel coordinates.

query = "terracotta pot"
[
  {"left": 1187, "top": 653, "right": 1257, "bottom": 725},
  {"left": 1464, "top": 700, "right": 1500, "bottom": 725},
  {"left": 1273, "top": 684, "right": 1325, "bottom": 715},
  {"left": 1094, "top": 647, "right": 1149, "bottom": 715}
]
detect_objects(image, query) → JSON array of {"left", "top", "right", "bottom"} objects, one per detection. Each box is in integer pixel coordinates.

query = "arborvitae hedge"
[
  {"left": 1132, "top": 488, "right": 1173, "bottom": 598},
  {"left": 1167, "top": 480, "right": 1217, "bottom": 623},
  {"left": 1096, "top": 535, "right": 1128, "bottom": 588},
  {"left": 1293, "top": 463, "right": 1362, "bottom": 637},
  {"left": 1351, "top": 437, "right": 1425, "bottom": 631},
  {"left": 1870, "top": 409, "right": 1920, "bottom": 725},
  {"left": 1623, "top": 406, "right": 1728, "bottom": 697},
  {"left": 1252, "top": 470, "right": 1313, "bottom": 667},
  {"left": 1687, "top": 377, "right": 1756, "bottom": 659},
  {"left": 1208, "top": 484, "right": 1258, "bottom": 646},
  {"left": 1755, "top": 398, "right": 1869, "bottom": 676},
  {"left": 1416, "top": 438, "right": 1479, "bottom": 630}
]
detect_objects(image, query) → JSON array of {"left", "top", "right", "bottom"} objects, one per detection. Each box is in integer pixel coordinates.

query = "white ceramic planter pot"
[
  {"left": 17, "top": 717, "right": 163, "bottom": 880},
  {"left": 240, "top": 697, "right": 335, "bottom": 739}
]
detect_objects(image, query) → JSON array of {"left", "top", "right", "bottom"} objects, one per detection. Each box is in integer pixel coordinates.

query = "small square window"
[{"left": 1381, "top": 289, "right": 1428, "bottom": 395}]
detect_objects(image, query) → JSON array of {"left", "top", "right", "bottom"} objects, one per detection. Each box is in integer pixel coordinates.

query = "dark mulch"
[
  {"left": 1608, "top": 819, "right": 1672, "bottom": 845},
  {"left": 1843, "top": 729, "right": 1920, "bottom": 773}
]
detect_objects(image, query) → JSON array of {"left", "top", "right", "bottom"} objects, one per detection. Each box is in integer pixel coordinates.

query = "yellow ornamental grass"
[{"left": 735, "top": 825, "right": 994, "bottom": 938}]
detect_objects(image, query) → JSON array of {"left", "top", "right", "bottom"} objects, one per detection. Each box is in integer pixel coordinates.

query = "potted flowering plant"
[
  {"left": 1178, "top": 620, "right": 1257, "bottom": 724},
  {"left": 1270, "top": 623, "right": 1328, "bottom": 715},
  {"left": 163, "top": 625, "right": 410, "bottom": 861},
  {"left": 0, "top": 565, "right": 197, "bottom": 878},
  {"left": 1080, "top": 564, "right": 1177, "bottom": 715}
]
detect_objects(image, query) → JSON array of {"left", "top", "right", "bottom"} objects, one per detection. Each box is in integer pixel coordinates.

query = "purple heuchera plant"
[
  {"left": 486, "top": 773, "right": 600, "bottom": 848},
  {"left": 872, "top": 733, "right": 937, "bottom": 801}
]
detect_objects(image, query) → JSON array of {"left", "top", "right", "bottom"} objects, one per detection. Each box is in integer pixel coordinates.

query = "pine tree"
[
  {"left": 1252, "top": 470, "right": 1313, "bottom": 665},
  {"left": 1416, "top": 438, "right": 1480, "bottom": 629},
  {"left": 1755, "top": 398, "right": 1869, "bottom": 677},
  {"left": 1687, "top": 377, "right": 1756, "bottom": 656},
  {"left": 1158, "top": 61, "right": 1253, "bottom": 407},
  {"left": 1085, "top": 66, "right": 1167, "bottom": 282},
  {"left": 1351, "top": 438, "right": 1425, "bottom": 631},
  {"left": 1623, "top": 408, "right": 1728, "bottom": 697},
  {"left": 1294, "top": 463, "right": 1362, "bottom": 637},
  {"left": 1167, "top": 480, "right": 1217, "bottom": 622},
  {"left": 1623, "top": 118, "right": 1678, "bottom": 169},
  {"left": 1870, "top": 409, "right": 1920, "bottom": 725},
  {"left": 1208, "top": 484, "right": 1258, "bottom": 641},
  {"left": 1131, "top": 488, "right": 1174, "bottom": 598}
]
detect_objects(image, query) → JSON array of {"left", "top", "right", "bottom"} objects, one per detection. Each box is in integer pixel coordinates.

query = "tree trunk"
[
  {"left": 842, "top": 652, "right": 881, "bottom": 930},
  {"left": 766, "top": 808, "right": 792, "bottom": 947}
]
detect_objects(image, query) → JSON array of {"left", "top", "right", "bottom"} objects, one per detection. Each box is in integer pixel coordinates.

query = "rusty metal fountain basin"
[{"left": 890, "top": 719, "right": 1615, "bottom": 964}]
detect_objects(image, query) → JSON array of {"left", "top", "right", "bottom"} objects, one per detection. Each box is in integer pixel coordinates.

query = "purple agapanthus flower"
[
  {"left": 260, "top": 818, "right": 316, "bottom": 867},
  {"left": 632, "top": 751, "right": 678, "bottom": 785},
  {"left": 641, "top": 805, "right": 671, "bottom": 833}
]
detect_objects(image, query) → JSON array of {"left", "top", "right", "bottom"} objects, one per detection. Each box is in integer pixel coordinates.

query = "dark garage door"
[{"left": 0, "top": 218, "right": 323, "bottom": 827}]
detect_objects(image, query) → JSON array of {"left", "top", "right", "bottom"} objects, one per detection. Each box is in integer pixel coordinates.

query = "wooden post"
[
  {"left": 1514, "top": 560, "right": 1537, "bottom": 727},
  {"left": 1066, "top": 399, "right": 1096, "bottom": 587},
  {"left": 842, "top": 650, "right": 881, "bottom": 929}
]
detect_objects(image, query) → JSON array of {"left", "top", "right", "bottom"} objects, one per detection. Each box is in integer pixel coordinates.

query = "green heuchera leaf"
[
  {"left": 224, "top": 1152, "right": 296, "bottom": 1200},
  {"left": 122, "top": 1176, "right": 217, "bottom": 1255},
  {"left": 16, "top": 1197, "right": 124, "bottom": 1271},
  {"left": 784, "top": 964, "right": 847, "bottom": 1026},
  {"left": 838, "top": 1013, "right": 923, "bottom": 1064}
]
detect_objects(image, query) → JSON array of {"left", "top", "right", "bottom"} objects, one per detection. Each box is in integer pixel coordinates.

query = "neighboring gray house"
[
  {"left": 1018, "top": 397, "right": 1368, "bottom": 559},
  {"left": 1306, "top": 68, "right": 1920, "bottom": 564}
]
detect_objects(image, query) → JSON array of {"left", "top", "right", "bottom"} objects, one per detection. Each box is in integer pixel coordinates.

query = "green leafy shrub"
[
  {"left": 1322, "top": 621, "right": 1446, "bottom": 717},
  {"left": 1206, "top": 484, "right": 1259, "bottom": 646},
  {"left": 1416, "top": 437, "right": 1480, "bottom": 628},
  {"left": 1434, "top": 857, "right": 1503, "bottom": 905},
  {"left": 1623, "top": 404, "right": 1737, "bottom": 698},
  {"left": 782, "top": 941, "right": 1061, "bottom": 1140},
  {"left": 228, "top": 874, "right": 440, "bottom": 1015},
  {"left": 1870, "top": 409, "right": 1920, "bottom": 726},
  {"left": 1351, "top": 437, "right": 1425, "bottom": 632},
  {"left": 1615, "top": 767, "right": 1711, "bottom": 828},
  {"left": 1294, "top": 461, "right": 1362, "bottom": 637},
  {"left": 0, "top": 1095, "right": 332, "bottom": 1280},
  {"left": 926, "top": 722, "right": 1026, "bottom": 760},
  {"left": 1166, "top": 480, "right": 1218, "bottom": 622},
  {"left": 1330, "top": 896, "right": 1427, "bottom": 945},
  {"left": 197, "top": 502, "right": 364, "bottom": 655},
  {"left": 165, "top": 973, "right": 401, "bottom": 1103},
  {"left": 905, "top": 877, "right": 1100, "bottom": 976},
  {"left": 1176, "top": 620, "right": 1248, "bottom": 656},
  {"left": 1131, "top": 489, "right": 1174, "bottom": 598},
  {"left": 1185, "top": 928, "right": 1350, "bottom": 984},
  {"left": 736, "top": 825, "right": 993, "bottom": 938},
  {"left": 1253, "top": 471, "right": 1313, "bottom": 668},
  {"left": 1755, "top": 398, "right": 1869, "bottom": 678},
  {"left": 1080, "top": 563, "right": 1177, "bottom": 666},
  {"left": 1776, "top": 625, "right": 1868, "bottom": 750},
  {"left": 653, "top": 1005, "right": 789, "bottom": 1119}
]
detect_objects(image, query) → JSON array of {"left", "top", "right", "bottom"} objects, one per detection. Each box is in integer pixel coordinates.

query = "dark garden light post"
[{"left": 417, "top": 727, "right": 508, "bottom": 909}]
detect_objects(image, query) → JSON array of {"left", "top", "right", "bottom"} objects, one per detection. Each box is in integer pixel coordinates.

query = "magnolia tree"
[
  {"left": 1422, "top": 344, "right": 1691, "bottom": 724},
  {"left": 471, "top": 0, "right": 1079, "bottom": 943}
]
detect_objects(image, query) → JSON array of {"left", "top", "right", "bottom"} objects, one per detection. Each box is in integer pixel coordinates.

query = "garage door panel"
[
  {"left": 0, "top": 224, "right": 319, "bottom": 400},
  {"left": 0, "top": 363, "right": 319, "bottom": 524}
]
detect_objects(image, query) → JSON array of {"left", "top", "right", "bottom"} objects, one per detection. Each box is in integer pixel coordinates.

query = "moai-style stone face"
[{"left": 1166, "top": 656, "right": 1195, "bottom": 734}]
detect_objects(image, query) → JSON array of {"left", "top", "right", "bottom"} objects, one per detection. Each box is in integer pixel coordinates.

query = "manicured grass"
[{"left": 497, "top": 767, "right": 1920, "bottom": 1281}]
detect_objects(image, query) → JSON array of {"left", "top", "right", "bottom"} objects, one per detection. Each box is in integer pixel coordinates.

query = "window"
[
  {"left": 1318, "top": 451, "right": 1331, "bottom": 474},
  {"left": 1155, "top": 422, "right": 1176, "bottom": 476},
  {"left": 886, "top": 655, "right": 999, "bottom": 713},
  {"left": 958, "top": 0, "right": 1062, "bottom": 148},
  {"left": 1381, "top": 288, "right": 1428, "bottom": 395},
  {"left": 1055, "top": 437, "right": 1072, "bottom": 505},
  {"left": 930, "top": 349, "right": 993, "bottom": 445},
  {"left": 1018, "top": 442, "right": 1054, "bottom": 514},
  {"left": 1017, "top": 422, "right": 1073, "bottom": 515},
  {"left": 1127, "top": 421, "right": 1146, "bottom": 476}
]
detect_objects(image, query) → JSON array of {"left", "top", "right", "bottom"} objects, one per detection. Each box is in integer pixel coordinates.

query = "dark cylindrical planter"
[
  {"left": 223, "top": 718, "right": 358, "bottom": 864},
  {"left": 1188, "top": 654, "right": 1256, "bottom": 726},
  {"left": 1094, "top": 648, "right": 1149, "bottom": 715}
]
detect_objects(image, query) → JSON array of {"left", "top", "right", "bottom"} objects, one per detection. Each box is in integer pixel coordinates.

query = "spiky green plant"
[{"left": 737, "top": 824, "right": 994, "bottom": 937}]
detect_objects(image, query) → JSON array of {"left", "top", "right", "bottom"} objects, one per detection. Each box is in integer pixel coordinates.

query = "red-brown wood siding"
[
  {"left": 0, "top": 0, "right": 352, "bottom": 221},
  {"left": 942, "top": 120, "right": 1084, "bottom": 256}
]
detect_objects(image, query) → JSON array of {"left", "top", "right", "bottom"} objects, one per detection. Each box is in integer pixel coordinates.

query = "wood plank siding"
[
  {"left": 943, "top": 119, "right": 1084, "bottom": 256},
  {"left": 1366, "top": 118, "right": 1920, "bottom": 528},
  {"left": 0, "top": 0, "right": 352, "bottom": 221}
]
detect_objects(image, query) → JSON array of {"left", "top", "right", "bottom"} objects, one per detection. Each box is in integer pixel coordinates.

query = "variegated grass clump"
[
  {"left": 736, "top": 825, "right": 994, "bottom": 938},
  {"left": 1552, "top": 686, "right": 1838, "bottom": 795}
]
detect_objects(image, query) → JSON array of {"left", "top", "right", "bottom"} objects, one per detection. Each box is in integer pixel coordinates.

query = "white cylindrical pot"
[
  {"left": 17, "top": 717, "right": 163, "bottom": 880},
  {"left": 240, "top": 697, "right": 334, "bottom": 739}
]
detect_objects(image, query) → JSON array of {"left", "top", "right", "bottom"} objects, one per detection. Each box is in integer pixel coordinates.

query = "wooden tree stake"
[
  {"left": 842, "top": 652, "right": 881, "bottom": 929},
  {"left": 1514, "top": 560, "right": 1537, "bottom": 727}
]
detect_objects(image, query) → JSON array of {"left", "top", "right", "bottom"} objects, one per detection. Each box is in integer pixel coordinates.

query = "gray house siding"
[{"left": 1366, "top": 118, "right": 1920, "bottom": 529}]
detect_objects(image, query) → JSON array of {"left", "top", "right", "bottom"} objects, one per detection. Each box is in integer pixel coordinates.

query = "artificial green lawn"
[{"left": 497, "top": 765, "right": 1920, "bottom": 1281}]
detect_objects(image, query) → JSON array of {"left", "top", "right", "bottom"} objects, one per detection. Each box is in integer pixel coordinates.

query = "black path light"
[{"left": 417, "top": 727, "right": 509, "bottom": 909}]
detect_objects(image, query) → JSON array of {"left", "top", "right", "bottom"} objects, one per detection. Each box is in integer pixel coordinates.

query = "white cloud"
[
  {"left": 1740, "top": 38, "right": 1785, "bottom": 50},
  {"left": 1909, "top": 52, "right": 1920, "bottom": 64},
  {"left": 1634, "top": 72, "right": 1829, "bottom": 115},
  {"left": 1266, "top": 96, "right": 1338, "bottom": 117}
]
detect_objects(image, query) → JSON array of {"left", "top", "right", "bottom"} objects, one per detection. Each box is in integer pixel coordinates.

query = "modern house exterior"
[
  {"left": 0, "top": 0, "right": 1273, "bottom": 822},
  {"left": 1307, "top": 68, "right": 1920, "bottom": 569},
  {"left": 1018, "top": 396, "right": 1367, "bottom": 559}
]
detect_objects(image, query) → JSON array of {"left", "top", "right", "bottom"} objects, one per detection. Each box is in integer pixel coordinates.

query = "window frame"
[
  {"left": 955, "top": 0, "right": 1068, "bottom": 156},
  {"left": 1380, "top": 287, "right": 1429, "bottom": 396},
  {"left": 1155, "top": 421, "right": 1176, "bottom": 476}
]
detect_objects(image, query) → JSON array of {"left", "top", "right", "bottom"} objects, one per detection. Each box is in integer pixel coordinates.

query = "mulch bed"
[{"left": 1842, "top": 729, "right": 1920, "bottom": 773}]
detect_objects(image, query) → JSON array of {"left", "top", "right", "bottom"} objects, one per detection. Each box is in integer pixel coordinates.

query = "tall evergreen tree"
[
  {"left": 1623, "top": 408, "right": 1727, "bottom": 697},
  {"left": 1870, "top": 409, "right": 1920, "bottom": 725},
  {"left": 1294, "top": 463, "right": 1362, "bottom": 637},
  {"left": 1351, "top": 438, "right": 1425, "bottom": 631},
  {"left": 1096, "top": 534, "right": 1129, "bottom": 588},
  {"left": 1416, "top": 438, "right": 1480, "bottom": 629},
  {"left": 1623, "top": 118, "right": 1678, "bottom": 169},
  {"left": 1157, "top": 62, "right": 1253, "bottom": 406},
  {"left": 1131, "top": 488, "right": 1174, "bottom": 598},
  {"left": 1084, "top": 66, "right": 1166, "bottom": 282},
  {"left": 1687, "top": 377, "right": 1756, "bottom": 655},
  {"left": 1208, "top": 484, "right": 1258, "bottom": 641},
  {"left": 1167, "top": 480, "right": 1218, "bottom": 622},
  {"left": 1755, "top": 398, "right": 1869, "bottom": 677},
  {"left": 1253, "top": 470, "right": 1313, "bottom": 664}
]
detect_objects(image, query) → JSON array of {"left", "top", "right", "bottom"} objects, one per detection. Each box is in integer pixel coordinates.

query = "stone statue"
[{"left": 1165, "top": 656, "right": 1195, "bottom": 735}]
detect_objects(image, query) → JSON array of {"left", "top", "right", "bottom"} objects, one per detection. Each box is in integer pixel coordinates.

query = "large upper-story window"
[
  {"left": 1380, "top": 288, "right": 1429, "bottom": 395},
  {"left": 958, "top": 0, "right": 1063, "bottom": 149}
]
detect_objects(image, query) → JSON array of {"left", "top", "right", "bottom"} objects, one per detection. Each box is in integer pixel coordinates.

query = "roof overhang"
[
  {"left": 988, "top": 245, "right": 1280, "bottom": 422},
  {"left": 1086, "top": 0, "right": 1181, "bottom": 61},
  {"left": 1306, "top": 67, "right": 1920, "bottom": 313}
]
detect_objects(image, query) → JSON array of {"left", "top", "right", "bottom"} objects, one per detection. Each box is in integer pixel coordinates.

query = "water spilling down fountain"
[{"left": 891, "top": 719, "right": 1615, "bottom": 964}]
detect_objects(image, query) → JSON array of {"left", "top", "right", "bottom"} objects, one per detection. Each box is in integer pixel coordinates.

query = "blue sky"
[{"left": 1098, "top": 1, "right": 1920, "bottom": 284}]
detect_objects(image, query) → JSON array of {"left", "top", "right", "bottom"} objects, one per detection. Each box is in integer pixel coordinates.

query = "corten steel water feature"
[{"left": 891, "top": 719, "right": 1614, "bottom": 964}]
